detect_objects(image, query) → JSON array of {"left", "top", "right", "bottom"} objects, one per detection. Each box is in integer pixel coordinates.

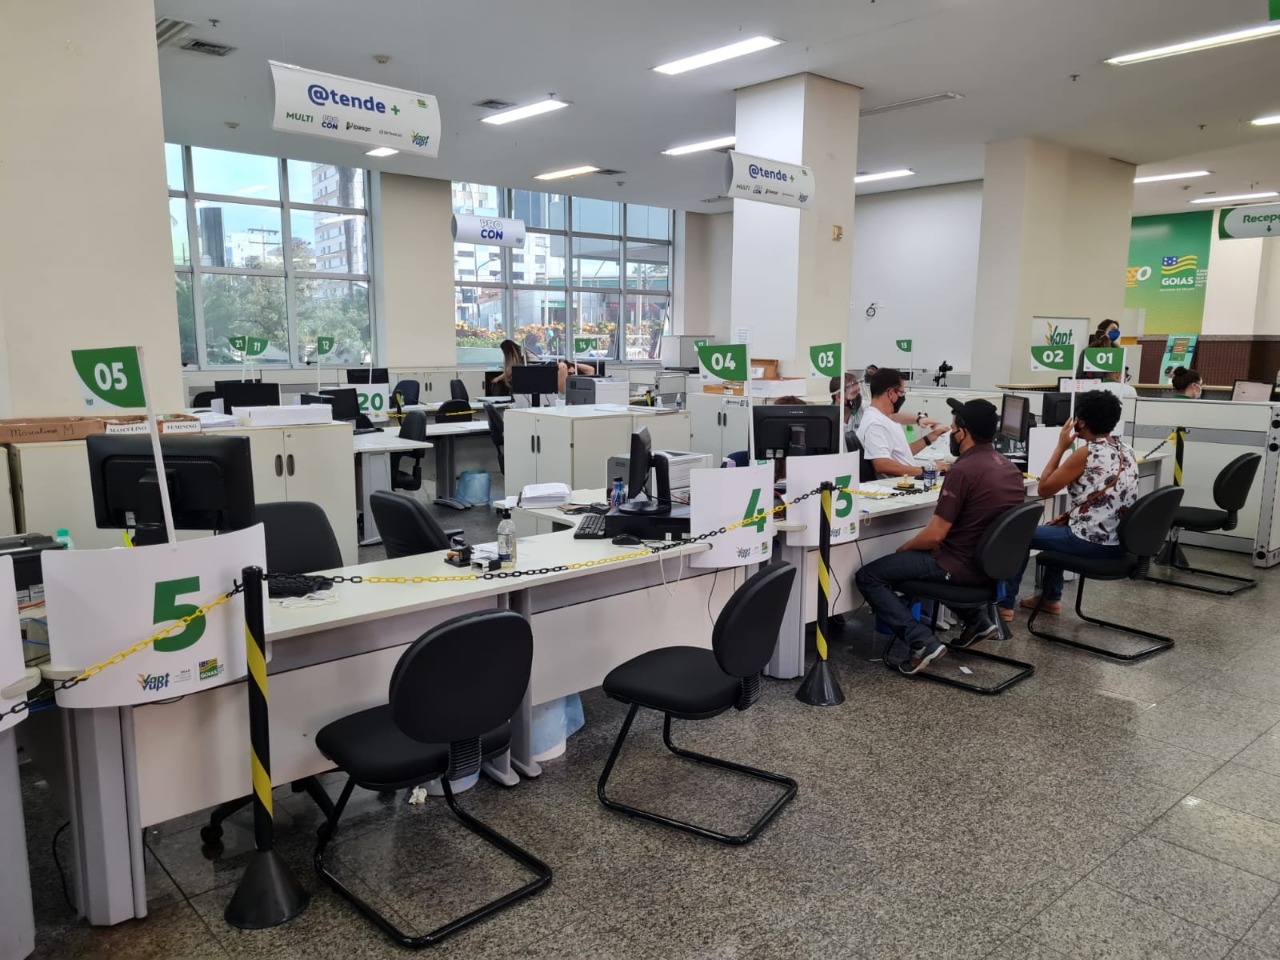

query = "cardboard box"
[
  {"left": 701, "top": 382, "right": 746, "bottom": 396},
  {"left": 750, "top": 358, "right": 780, "bottom": 380},
  {"left": 750, "top": 378, "right": 807, "bottom": 399},
  {"left": 103, "top": 414, "right": 202, "bottom": 435},
  {"left": 0, "top": 416, "right": 106, "bottom": 445}
]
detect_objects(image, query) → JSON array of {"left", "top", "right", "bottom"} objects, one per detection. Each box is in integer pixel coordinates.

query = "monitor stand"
[{"left": 617, "top": 454, "right": 672, "bottom": 515}]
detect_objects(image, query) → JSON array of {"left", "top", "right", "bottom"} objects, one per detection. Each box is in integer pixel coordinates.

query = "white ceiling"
[{"left": 155, "top": 0, "right": 1280, "bottom": 214}]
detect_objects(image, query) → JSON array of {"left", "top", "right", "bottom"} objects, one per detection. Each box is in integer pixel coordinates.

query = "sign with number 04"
[
  {"left": 696, "top": 343, "right": 749, "bottom": 383},
  {"left": 1029, "top": 344, "right": 1076, "bottom": 372},
  {"left": 784, "top": 453, "right": 861, "bottom": 547},
  {"left": 71, "top": 346, "right": 147, "bottom": 410},
  {"left": 809, "top": 342, "right": 842, "bottom": 379},
  {"left": 1082, "top": 347, "right": 1124, "bottom": 374},
  {"left": 688, "top": 465, "right": 775, "bottom": 569}
]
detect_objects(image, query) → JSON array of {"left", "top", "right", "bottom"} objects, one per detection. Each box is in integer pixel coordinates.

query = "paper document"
[{"left": 518, "top": 483, "right": 571, "bottom": 507}]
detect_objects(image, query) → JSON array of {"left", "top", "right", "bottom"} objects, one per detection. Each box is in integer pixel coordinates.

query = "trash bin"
[{"left": 456, "top": 470, "right": 492, "bottom": 506}]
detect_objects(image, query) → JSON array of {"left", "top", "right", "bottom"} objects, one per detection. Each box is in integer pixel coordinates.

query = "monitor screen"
[
  {"left": 511, "top": 364, "right": 559, "bottom": 397},
  {"left": 218, "top": 380, "right": 280, "bottom": 411},
  {"left": 1000, "top": 394, "right": 1029, "bottom": 443},
  {"left": 345, "top": 367, "right": 390, "bottom": 384},
  {"left": 1232, "top": 380, "right": 1272, "bottom": 403},
  {"left": 318, "top": 388, "right": 360, "bottom": 421},
  {"left": 1041, "top": 392, "right": 1072, "bottom": 427},
  {"left": 752, "top": 405, "right": 840, "bottom": 460}
]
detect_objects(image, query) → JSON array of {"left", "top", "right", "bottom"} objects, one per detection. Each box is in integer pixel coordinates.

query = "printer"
[
  {"left": 565, "top": 376, "right": 631, "bottom": 407},
  {"left": 606, "top": 450, "right": 714, "bottom": 500},
  {"left": 0, "top": 533, "right": 66, "bottom": 605}
]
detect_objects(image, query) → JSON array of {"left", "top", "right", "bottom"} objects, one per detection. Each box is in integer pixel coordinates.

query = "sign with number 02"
[{"left": 1029, "top": 344, "right": 1076, "bottom": 372}]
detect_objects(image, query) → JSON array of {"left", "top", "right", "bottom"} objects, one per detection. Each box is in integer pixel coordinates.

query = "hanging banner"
[
  {"left": 72, "top": 346, "right": 146, "bottom": 410},
  {"left": 451, "top": 215, "right": 526, "bottom": 249},
  {"left": 1081, "top": 347, "right": 1124, "bottom": 374},
  {"left": 269, "top": 60, "right": 441, "bottom": 158},
  {"left": 45, "top": 527, "right": 267, "bottom": 709},
  {"left": 689, "top": 465, "right": 775, "bottom": 569},
  {"left": 784, "top": 453, "right": 861, "bottom": 547},
  {"left": 697, "top": 343, "right": 749, "bottom": 383},
  {"left": 0, "top": 559, "right": 27, "bottom": 735},
  {"left": 724, "top": 151, "right": 815, "bottom": 210},
  {"left": 316, "top": 336, "right": 335, "bottom": 356},
  {"left": 1159, "top": 335, "right": 1199, "bottom": 384},
  {"left": 1219, "top": 203, "right": 1280, "bottom": 240},
  {"left": 1125, "top": 211, "right": 1212, "bottom": 335},
  {"left": 1030, "top": 344, "right": 1076, "bottom": 373},
  {"left": 809, "top": 343, "right": 842, "bottom": 379}
]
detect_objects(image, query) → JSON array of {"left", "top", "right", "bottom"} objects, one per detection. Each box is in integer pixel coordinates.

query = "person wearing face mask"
[
  {"left": 856, "top": 368, "right": 949, "bottom": 479},
  {"left": 1170, "top": 366, "right": 1203, "bottom": 399},
  {"left": 1078, "top": 320, "right": 1121, "bottom": 379},
  {"left": 854, "top": 398, "right": 1027, "bottom": 672}
]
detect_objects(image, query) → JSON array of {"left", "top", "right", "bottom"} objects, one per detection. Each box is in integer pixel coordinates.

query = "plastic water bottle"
[
  {"left": 496, "top": 516, "right": 516, "bottom": 568},
  {"left": 921, "top": 463, "right": 937, "bottom": 492},
  {"left": 54, "top": 528, "right": 74, "bottom": 550},
  {"left": 610, "top": 477, "right": 627, "bottom": 510}
]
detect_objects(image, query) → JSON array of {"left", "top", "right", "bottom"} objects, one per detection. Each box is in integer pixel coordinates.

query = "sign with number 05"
[
  {"left": 1029, "top": 344, "right": 1076, "bottom": 372},
  {"left": 72, "top": 346, "right": 146, "bottom": 410},
  {"left": 696, "top": 343, "right": 749, "bottom": 383},
  {"left": 809, "top": 342, "right": 842, "bottom": 379},
  {"left": 1082, "top": 347, "right": 1123, "bottom": 374},
  {"left": 688, "top": 465, "right": 775, "bottom": 569},
  {"left": 784, "top": 453, "right": 861, "bottom": 547},
  {"left": 42, "top": 526, "right": 266, "bottom": 708}
]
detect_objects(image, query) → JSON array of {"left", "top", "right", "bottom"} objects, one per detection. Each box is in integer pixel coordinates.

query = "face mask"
[
  {"left": 1107, "top": 328, "right": 1121, "bottom": 342},
  {"left": 949, "top": 430, "right": 963, "bottom": 457},
  {"left": 847, "top": 393, "right": 861, "bottom": 414},
  {"left": 891, "top": 391, "right": 907, "bottom": 414}
]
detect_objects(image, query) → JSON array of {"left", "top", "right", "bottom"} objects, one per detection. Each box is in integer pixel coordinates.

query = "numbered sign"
[
  {"left": 229, "top": 336, "right": 268, "bottom": 357},
  {"left": 1030, "top": 344, "right": 1076, "bottom": 372},
  {"left": 895, "top": 339, "right": 913, "bottom": 353},
  {"left": 0, "top": 559, "right": 26, "bottom": 735},
  {"left": 784, "top": 453, "right": 861, "bottom": 547},
  {"left": 72, "top": 346, "right": 146, "bottom": 410},
  {"left": 693, "top": 338, "right": 709, "bottom": 348},
  {"left": 573, "top": 336, "right": 598, "bottom": 354},
  {"left": 356, "top": 384, "right": 391, "bottom": 416},
  {"left": 809, "top": 342, "right": 842, "bottom": 379},
  {"left": 689, "top": 465, "right": 775, "bottom": 569},
  {"left": 44, "top": 526, "right": 266, "bottom": 708},
  {"left": 1082, "top": 347, "right": 1124, "bottom": 374},
  {"left": 697, "top": 343, "right": 749, "bottom": 383},
  {"left": 316, "top": 336, "right": 335, "bottom": 356}
]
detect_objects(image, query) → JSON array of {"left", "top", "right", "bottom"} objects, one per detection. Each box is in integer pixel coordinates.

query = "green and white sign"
[
  {"left": 1030, "top": 344, "right": 1076, "bottom": 372},
  {"left": 229, "top": 336, "right": 268, "bottom": 357},
  {"left": 316, "top": 336, "right": 335, "bottom": 356},
  {"left": 1082, "top": 347, "right": 1124, "bottom": 374},
  {"left": 895, "top": 339, "right": 913, "bottom": 353},
  {"left": 1125, "top": 211, "right": 1212, "bottom": 335},
  {"left": 72, "top": 346, "right": 146, "bottom": 410},
  {"left": 1219, "top": 203, "right": 1280, "bottom": 240},
  {"left": 355, "top": 385, "right": 392, "bottom": 417},
  {"left": 784, "top": 453, "right": 861, "bottom": 547},
  {"left": 573, "top": 336, "right": 597, "bottom": 354},
  {"left": 688, "top": 464, "right": 774, "bottom": 569},
  {"left": 693, "top": 338, "right": 709, "bottom": 349},
  {"left": 697, "top": 343, "right": 749, "bottom": 383},
  {"left": 809, "top": 342, "right": 842, "bottom": 379}
]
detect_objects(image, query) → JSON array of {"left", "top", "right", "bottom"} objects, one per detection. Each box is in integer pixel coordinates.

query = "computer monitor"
[
  {"left": 1041, "top": 392, "right": 1073, "bottom": 427},
  {"left": 86, "top": 435, "right": 255, "bottom": 546},
  {"left": 216, "top": 380, "right": 280, "bottom": 411},
  {"left": 752, "top": 405, "right": 840, "bottom": 461},
  {"left": 318, "top": 388, "right": 360, "bottom": 421},
  {"left": 345, "top": 367, "right": 389, "bottom": 384},
  {"left": 617, "top": 427, "right": 671, "bottom": 516},
  {"left": 483, "top": 370, "right": 505, "bottom": 397},
  {"left": 1000, "top": 394, "right": 1030, "bottom": 444},
  {"left": 511, "top": 364, "right": 559, "bottom": 407},
  {"left": 1232, "top": 380, "right": 1273, "bottom": 402}
]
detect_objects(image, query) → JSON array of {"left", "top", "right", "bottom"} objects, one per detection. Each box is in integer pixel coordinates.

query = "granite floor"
[{"left": 19, "top": 544, "right": 1280, "bottom": 959}]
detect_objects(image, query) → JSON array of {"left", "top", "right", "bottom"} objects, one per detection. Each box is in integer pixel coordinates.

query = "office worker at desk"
[
  {"left": 855, "top": 398, "right": 1026, "bottom": 673},
  {"left": 492, "top": 338, "right": 595, "bottom": 396},
  {"left": 856, "top": 368, "right": 949, "bottom": 479},
  {"left": 1169, "top": 366, "right": 1203, "bottom": 400}
]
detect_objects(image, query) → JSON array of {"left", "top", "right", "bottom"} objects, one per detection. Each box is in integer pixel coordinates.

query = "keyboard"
[
  {"left": 573, "top": 513, "right": 608, "bottom": 539},
  {"left": 352, "top": 427, "right": 383, "bottom": 435}
]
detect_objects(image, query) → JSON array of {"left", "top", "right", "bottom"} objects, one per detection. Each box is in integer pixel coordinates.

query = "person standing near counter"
[{"left": 857, "top": 368, "right": 949, "bottom": 479}]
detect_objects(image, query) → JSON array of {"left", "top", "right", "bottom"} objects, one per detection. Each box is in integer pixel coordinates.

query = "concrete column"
[{"left": 971, "top": 139, "right": 1135, "bottom": 388}]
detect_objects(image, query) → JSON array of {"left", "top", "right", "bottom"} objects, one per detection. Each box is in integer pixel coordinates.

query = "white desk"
[
  {"left": 419, "top": 421, "right": 492, "bottom": 500},
  {"left": 352, "top": 433, "right": 432, "bottom": 545},
  {"left": 1, "top": 667, "right": 40, "bottom": 960}
]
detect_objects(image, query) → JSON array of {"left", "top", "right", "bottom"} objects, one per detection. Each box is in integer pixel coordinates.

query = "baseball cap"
[{"left": 946, "top": 397, "right": 998, "bottom": 442}]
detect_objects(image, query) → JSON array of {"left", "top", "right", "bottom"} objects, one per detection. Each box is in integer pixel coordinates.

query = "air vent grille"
[
  {"left": 475, "top": 99, "right": 515, "bottom": 111},
  {"left": 595, "top": 169, "right": 625, "bottom": 177},
  {"left": 180, "top": 38, "right": 236, "bottom": 57},
  {"left": 155, "top": 18, "right": 194, "bottom": 48}
]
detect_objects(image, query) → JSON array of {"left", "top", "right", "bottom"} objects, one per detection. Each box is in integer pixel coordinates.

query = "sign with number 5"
[{"left": 72, "top": 346, "right": 146, "bottom": 409}]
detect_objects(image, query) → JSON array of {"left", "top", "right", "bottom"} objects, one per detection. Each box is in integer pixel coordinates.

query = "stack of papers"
[{"left": 518, "top": 483, "right": 571, "bottom": 508}]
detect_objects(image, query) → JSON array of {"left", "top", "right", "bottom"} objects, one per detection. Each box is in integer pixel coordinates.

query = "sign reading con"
[{"left": 724, "top": 151, "right": 815, "bottom": 210}]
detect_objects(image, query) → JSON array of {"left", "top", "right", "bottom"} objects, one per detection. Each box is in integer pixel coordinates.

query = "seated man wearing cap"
[{"left": 854, "top": 398, "right": 1026, "bottom": 674}]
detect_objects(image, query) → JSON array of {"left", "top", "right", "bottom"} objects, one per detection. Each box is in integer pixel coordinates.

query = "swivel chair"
[
  {"left": 434, "top": 399, "right": 474, "bottom": 423},
  {"left": 449, "top": 379, "right": 469, "bottom": 402},
  {"left": 485, "top": 403, "right": 505, "bottom": 474},
  {"left": 370, "top": 491, "right": 461, "bottom": 559},
  {"left": 392, "top": 411, "right": 428, "bottom": 492},
  {"left": 391, "top": 379, "right": 420, "bottom": 407}
]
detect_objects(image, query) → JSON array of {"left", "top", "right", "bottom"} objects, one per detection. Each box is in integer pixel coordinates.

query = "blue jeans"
[{"left": 999, "top": 524, "right": 1126, "bottom": 609}]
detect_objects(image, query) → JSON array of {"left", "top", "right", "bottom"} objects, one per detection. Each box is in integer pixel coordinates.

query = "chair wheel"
[{"left": 199, "top": 824, "right": 223, "bottom": 844}]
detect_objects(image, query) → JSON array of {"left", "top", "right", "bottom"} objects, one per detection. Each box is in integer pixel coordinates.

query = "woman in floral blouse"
[{"left": 999, "top": 390, "right": 1139, "bottom": 619}]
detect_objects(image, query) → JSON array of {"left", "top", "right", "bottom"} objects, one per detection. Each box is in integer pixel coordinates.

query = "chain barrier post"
[
  {"left": 225, "top": 566, "right": 309, "bottom": 929},
  {"left": 1156, "top": 428, "right": 1188, "bottom": 567},
  {"left": 797, "top": 483, "right": 845, "bottom": 707},
  {"left": 1173, "top": 426, "right": 1186, "bottom": 487}
]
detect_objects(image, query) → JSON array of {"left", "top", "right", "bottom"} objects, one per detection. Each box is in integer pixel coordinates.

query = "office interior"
[{"left": 5, "top": 1, "right": 1280, "bottom": 958}]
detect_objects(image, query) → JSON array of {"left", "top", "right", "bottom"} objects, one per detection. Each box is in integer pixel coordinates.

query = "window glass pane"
[
  {"left": 288, "top": 161, "right": 366, "bottom": 209},
  {"left": 626, "top": 204, "right": 671, "bottom": 240},
  {"left": 293, "top": 279, "right": 370, "bottom": 364},
  {"left": 625, "top": 241, "right": 670, "bottom": 290},
  {"left": 573, "top": 237, "right": 620, "bottom": 288},
  {"left": 512, "top": 190, "right": 565, "bottom": 230},
  {"left": 625, "top": 295, "right": 671, "bottom": 360},
  {"left": 512, "top": 233, "right": 565, "bottom": 286},
  {"left": 452, "top": 183, "right": 502, "bottom": 217},
  {"left": 191, "top": 147, "right": 280, "bottom": 200},
  {"left": 572, "top": 197, "right": 621, "bottom": 235},
  {"left": 175, "top": 274, "right": 196, "bottom": 365},
  {"left": 455, "top": 287, "right": 506, "bottom": 364},
  {"left": 512, "top": 290, "right": 568, "bottom": 360},
  {"left": 194, "top": 202, "right": 284, "bottom": 269},
  {"left": 165, "top": 144, "right": 185, "bottom": 192},
  {"left": 290, "top": 210, "right": 368, "bottom": 274},
  {"left": 574, "top": 292, "right": 620, "bottom": 360},
  {"left": 170, "top": 198, "right": 191, "bottom": 266},
  {"left": 454, "top": 244, "right": 504, "bottom": 284},
  {"left": 200, "top": 275, "right": 287, "bottom": 365}
]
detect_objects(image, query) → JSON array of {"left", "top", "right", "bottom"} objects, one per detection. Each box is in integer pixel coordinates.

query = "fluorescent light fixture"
[
  {"left": 1133, "top": 170, "right": 1211, "bottom": 184},
  {"left": 481, "top": 99, "right": 570, "bottom": 126},
  {"left": 1251, "top": 113, "right": 1280, "bottom": 126},
  {"left": 534, "top": 165, "right": 600, "bottom": 181},
  {"left": 860, "top": 92, "right": 964, "bottom": 118},
  {"left": 662, "top": 135, "right": 736, "bottom": 156},
  {"left": 653, "top": 36, "right": 781, "bottom": 75},
  {"left": 365, "top": 147, "right": 399, "bottom": 158},
  {"left": 1105, "top": 22, "right": 1280, "bottom": 65},
  {"left": 854, "top": 169, "right": 915, "bottom": 184},
  {"left": 1189, "top": 191, "right": 1278, "bottom": 204},
  {"left": 233, "top": 184, "right": 268, "bottom": 196}
]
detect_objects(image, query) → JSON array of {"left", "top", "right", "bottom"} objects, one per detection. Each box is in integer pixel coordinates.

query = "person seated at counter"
[
  {"left": 491, "top": 338, "right": 595, "bottom": 396},
  {"left": 1078, "top": 320, "right": 1121, "bottom": 379},
  {"left": 855, "top": 398, "right": 1026, "bottom": 673},
  {"left": 1000, "top": 389, "right": 1138, "bottom": 619},
  {"left": 1170, "top": 366, "right": 1203, "bottom": 399},
  {"left": 1104, "top": 370, "right": 1137, "bottom": 399},
  {"left": 857, "top": 368, "right": 950, "bottom": 479},
  {"left": 830, "top": 373, "right": 939, "bottom": 451}
]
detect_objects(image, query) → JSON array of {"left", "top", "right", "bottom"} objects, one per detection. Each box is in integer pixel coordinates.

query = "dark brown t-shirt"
[{"left": 933, "top": 444, "right": 1026, "bottom": 585}]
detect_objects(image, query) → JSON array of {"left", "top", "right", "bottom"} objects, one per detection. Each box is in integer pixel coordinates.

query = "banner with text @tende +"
[
  {"left": 44, "top": 526, "right": 267, "bottom": 708},
  {"left": 270, "top": 61, "right": 440, "bottom": 158},
  {"left": 689, "top": 465, "right": 776, "bottom": 569},
  {"left": 724, "top": 151, "right": 815, "bottom": 210},
  {"left": 785, "top": 453, "right": 861, "bottom": 548}
]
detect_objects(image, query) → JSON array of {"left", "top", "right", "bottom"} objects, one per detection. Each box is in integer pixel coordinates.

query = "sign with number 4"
[
  {"left": 688, "top": 465, "right": 775, "bottom": 569},
  {"left": 697, "top": 343, "right": 749, "bottom": 383},
  {"left": 784, "top": 453, "right": 861, "bottom": 547}
]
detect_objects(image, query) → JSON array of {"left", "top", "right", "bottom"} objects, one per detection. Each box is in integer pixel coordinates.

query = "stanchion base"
[
  {"left": 224, "top": 849, "right": 310, "bottom": 930},
  {"left": 796, "top": 658, "right": 844, "bottom": 707}
]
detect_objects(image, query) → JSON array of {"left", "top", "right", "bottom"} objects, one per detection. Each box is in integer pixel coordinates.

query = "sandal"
[
  {"left": 1020, "top": 596, "right": 1062, "bottom": 615},
  {"left": 998, "top": 607, "right": 1015, "bottom": 623}
]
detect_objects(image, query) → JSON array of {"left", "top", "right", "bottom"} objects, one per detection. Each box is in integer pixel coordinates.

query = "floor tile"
[
  {"left": 985, "top": 934, "right": 1074, "bottom": 960},
  {"left": 1148, "top": 797, "right": 1280, "bottom": 882},
  {"left": 30, "top": 902, "right": 230, "bottom": 960},
  {"left": 1233, "top": 732, "right": 1280, "bottom": 778},
  {"left": 1194, "top": 763, "right": 1280, "bottom": 826},
  {"left": 1241, "top": 897, "right": 1280, "bottom": 955},
  {"left": 1225, "top": 944, "right": 1277, "bottom": 960}
]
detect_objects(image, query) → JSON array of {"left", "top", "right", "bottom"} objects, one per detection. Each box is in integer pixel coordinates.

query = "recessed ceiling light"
[
  {"left": 481, "top": 99, "right": 570, "bottom": 125},
  {"left": 854, "top": 169, "right": 915, "bottom": 184},
  {"left": 534, "top": 165, "right": 600, "bottom": 181},
  {"left": 1250, "top": 113, "right": 1280, "bottom": 126},
  {"left": 662, "top": 135, "right": 736, "bottom": 156},
  {"left": 1105, "top": 22, "right": 1280, "bottom": 65},
  {"left": 365, "top": 147, "right": 399, "bottom": 158},
  {"left": 653, "top": 36, "right": 781, "bottom": 75},
  {"left": 1189, "top": 191, "right": 1278, "bottom": 204},
  {"left": 1133, "top": 170, "right": 1211, "bottom": 184}
]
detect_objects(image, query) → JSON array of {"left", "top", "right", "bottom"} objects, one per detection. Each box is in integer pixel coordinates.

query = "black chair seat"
[
  {"left": 1173, "top": 506, "right": 1229, "bottom": 532},
  {"left": 317, "top": 706, "right": 510, "bottom": 792},
  {"left": 603, "top": 647, "right": 739, "bottom": 720},
  {"left": 897, "top": 579, "right": 990, "bottom": 608},
  {"left": 1037, "top": 549, "right": 1135, "bottom": 580}
]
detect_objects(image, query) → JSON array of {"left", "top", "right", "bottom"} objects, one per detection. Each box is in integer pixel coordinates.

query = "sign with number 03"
[
  {"left": 72, "top": 346, "right": 147, "bottom": 410},
  {"left": 809, "top": 342, "right": 842, "bottom": 379},
  {"left": 783, "top": 453, "right": 861, "bottom": 547},
  {"left": 1082, "top": 347, "right": 1124, "bottom": 374},
  {"left": 1029, "top": 344, "right": 1076, "bottom": 372},
  {"left": 42, "top": 526, "right": 266, "bottom": 708},
  {"left": 688, "top": 465, "right": 775, "bottom": 569},
  {"left": 356, "top": 384, "right": 391, "bottom": 415},
  {"left": 0, "top": 559, "right": 27, "bottom": 735},
  {"left": 696, "top": 343, "right": 749, "bottom": 383}
]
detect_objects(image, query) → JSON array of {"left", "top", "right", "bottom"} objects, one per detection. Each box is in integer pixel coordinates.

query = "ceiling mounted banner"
[
  {"left": 724, "top": 151, "right": 815, "bottom": 209},
  {"left": 451, "top": 215, "right": 526, "bottom": 248},
  {"left": 269, "top": 61, "right": 440, "bottom": 158},
  {"left": 1218, "top": 202, "right": 1280, "bottom": 240}
]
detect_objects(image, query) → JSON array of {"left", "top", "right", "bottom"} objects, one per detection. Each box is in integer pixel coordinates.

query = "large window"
[
  {"left": 452, "top": 184, "right": 672, "bottom": 364},
  {"left": 168, "top": 145, "right": 373, "bottom": 368}
]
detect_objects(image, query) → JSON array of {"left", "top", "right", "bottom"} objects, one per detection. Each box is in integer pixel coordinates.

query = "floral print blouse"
[{"left": 1067, "top": 437, "right": 1139, "bottom": 546}]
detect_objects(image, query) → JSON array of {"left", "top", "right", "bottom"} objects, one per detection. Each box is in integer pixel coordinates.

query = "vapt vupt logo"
[
  {"left": 411, "top": 131, "right": 431, "bottom": 148},
  {"left": 137, "top": 672, "right": 170, "bottom": 693}
]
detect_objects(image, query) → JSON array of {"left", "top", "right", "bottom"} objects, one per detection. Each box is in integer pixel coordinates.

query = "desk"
[
  {"left": 419, "top": 421, "right": 492, "bottom": 500},
  {"left": 402, "top": 400, "right": 503, "bottom": 416},
  {"left": 2, "top": 667, "right": 40, "bottom": 960},
  {"left": 352, "top": 433, "right": 432, "bottom": 545}
]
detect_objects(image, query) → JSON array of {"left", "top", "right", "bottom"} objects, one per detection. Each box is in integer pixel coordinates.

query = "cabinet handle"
[
  {"left": 274, "top": 454, "right": 284, "bottom": 477},
  {"left": 537, "top": 436, "right": 541, "bottom": 453},
  {"left": 286, "top": 453, "right": 295, "bottom": 476},
  {"left": 531, "top": 435, "right": 536, "bottom": 453}
]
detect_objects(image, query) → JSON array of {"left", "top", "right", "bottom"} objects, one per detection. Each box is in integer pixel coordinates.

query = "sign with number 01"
[
  {"left": 1030, "top": 344, "right": 1076, "bottom": 372},
  {"left": 71, "top": 346, "right": 147, "bottom": 409},
  {"left": 809, "top": 342, "right": 842, "bottom": 379},
  {"left": 697, "top": 343, "right": 749, "bottom": 383},
  {"left": 688, "top": 465, "right": 775, "bottom": 569},
  {"left": 356, "top": 384, "right": 392, "bottom": 416},
  {"left": 784, "top": 453, "right": 861, "bottom": 547},
  {"left": 1082, "top": 347, "right": 1124, "bottom": 374},
  {"left": 43, "top": 526, "right": 266, "bottom": 708}
]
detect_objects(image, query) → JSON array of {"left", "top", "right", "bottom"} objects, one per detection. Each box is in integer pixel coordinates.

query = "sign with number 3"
[{"left": 783, "top": 453, "right": 861, "bottom": 547}]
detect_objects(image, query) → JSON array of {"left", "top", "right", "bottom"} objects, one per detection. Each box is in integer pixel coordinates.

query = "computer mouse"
[{"left": 611, "top": 534, "right": 642, "bottom": 546}]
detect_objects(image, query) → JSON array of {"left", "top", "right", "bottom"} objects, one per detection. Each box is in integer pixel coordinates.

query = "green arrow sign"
[
  {"left": 1030, "top": 344, "right": 1076, "bottom": 372},
  {"left": 316, "top": 336, "right": 335, "bottom": 356},
  {"left": 72, "top": 346, "right": 147, "bottom": 410},
  {"left": 573, "top": 336, "right": 596, "bottom": 354},
  {"left": 895, "top": 339, "right": 913, "bottom": 353},
  {"left": 809, "top": 342, "right": 842, "bottom": 379},
  {"left": 1081, "top": 347, "right": 1123, "bottom": 374},
  {"left": 229, "top": 336, "right": 268, "bottom": 357},
  {"left": 696, "top": 343, "right": 749, "bottom": 382}
]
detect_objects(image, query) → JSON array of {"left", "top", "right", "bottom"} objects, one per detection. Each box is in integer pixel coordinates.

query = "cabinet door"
[
  {"left": 421, "top": 369, "right": 454, "bottom": 402},
  {"left": 282, "top": 426, "right": 358, "bottom": 565},
  {"left": 456, "top": 369, "right": 485, "bottom": 400},
  {"left": 568, "top": 417, "right": 631, "bottom": 491},
  {"left": 217, "top": 430, "right": 288, "bottom": 504},
  {"left": 688, "top": 395, "right": 724, "bottom": 461},
  {"left": 637, "top": 412, "right": 691, "bottom": 454},
  {"left": 721, "top": 401, "right": 751, "bottom": 459},
  {"left": 10, "top": 442, "right": 113, "bottom": 548},
  {"left": 503, "top": 410, "right": 539, "bottom": 492}
]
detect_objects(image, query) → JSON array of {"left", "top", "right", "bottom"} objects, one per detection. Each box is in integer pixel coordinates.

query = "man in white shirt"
[{"left": 857, "top": 368, "right": 950, "bottom": 479}]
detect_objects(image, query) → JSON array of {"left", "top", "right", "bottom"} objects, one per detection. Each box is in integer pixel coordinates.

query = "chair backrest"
[
  {"left": 485, "top": 403, "right": 505, "bottom": 471},
  {"left": 844, "top": 430, "right": 876, "bottom": 483},
  {"left": 1214, "top": 453, "right": 1261, "bottom": 522},
  {"left": 977, "top": 502, "right": 1046, "bottom": 582},
  {"left": 370, "top": 490, "right": 453, "bottom": 558},
  {"left": 724, "top": 450, "right": 750, "bottom": 467},
  {"left": 391, "top": 379, "right": 420, "bottom": 406},
  {"left": 398, "top": 409, "right": 427, "bottom": 442},
  {"left": 193, "top": 390, "right": 216, "bottom": 407},
  {"left": 389, "top": 610, "right": 532, "bottom": 777},
  {"left": 450, "top": 379, "right": 469, "bottom": 402},
  {"left": 435, "top": 399, "right": 474, "bottom": 423},
  {"left": 255, "top": 501, "right": 343, "bottom": 574},
  {"left": 1118, "top": 485, "right": 1186, "bottom": 558},
  {"left": 711, "top": 563, "right": 797, "bottom": 689}
]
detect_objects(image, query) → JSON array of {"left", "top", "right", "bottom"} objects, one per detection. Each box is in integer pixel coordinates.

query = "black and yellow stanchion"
[
  {"left": 796, "top": 483, "right": 845, "bottom": 707},
  {"left": 1173, "top": 425, "right": 1186, "bottom": 487},
  {"left": 225, "top": 566, "right": 310, "bottom": 929},
  {"left": 1156, "top": 427, "right": 1189, "bottom": 568}
]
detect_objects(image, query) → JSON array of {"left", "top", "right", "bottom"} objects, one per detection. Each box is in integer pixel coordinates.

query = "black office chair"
[
  {"left": 392, "top": 410, "right": 428, "bottom": 492},
  {"left": 434, "top": 399, "right": 474, "bottom": 423},
  {"left": 1148, "top": 453, "right": 1261, "bottom": 595},
  {"left": 370, "top": 491, "right": 462, "bottom": 559},
  {"left": 724, "top": 450, "right": 750, "bottom": 467},
  {"left": 897, "top": 501, "right": 1044, "bottom": 694},
  {"left": 449, "top": 379, "right": 469, "bottom": 402},
  {"left": 485, "top": 402, "right": 505, "bottom": 473},
  {"left": 314, "top": 610, "right": 550, "bottom": 947},
  {"left": 192, "top": 390, "right": 216, "bottom": 408},
  {"left": 391, "top": 379, "right": 420, "bottom": 407},
  {"left": 845, "top": 429, "right": 876, "bottom": 483},
  {"left": 598, "top": 563, "right": 798, "bottom": 845},
  {"left": 1028, "top": 485, "right": 1185, "bottom": 661}
]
